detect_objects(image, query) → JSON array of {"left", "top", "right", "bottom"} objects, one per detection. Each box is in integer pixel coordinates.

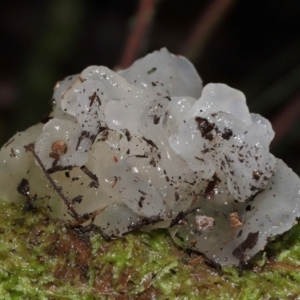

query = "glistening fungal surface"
[{"left": 0, "top": 48, "right": 299, "bottom": 266}]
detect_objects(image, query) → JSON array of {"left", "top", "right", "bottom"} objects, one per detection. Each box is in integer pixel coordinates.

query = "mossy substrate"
[{"left": 1, "top": 203, "right": 300, "bottom": 299}]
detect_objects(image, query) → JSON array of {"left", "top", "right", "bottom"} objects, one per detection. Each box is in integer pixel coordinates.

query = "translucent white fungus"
[{"left": 0, "top": 48, "right": 299, "bottom": 266}]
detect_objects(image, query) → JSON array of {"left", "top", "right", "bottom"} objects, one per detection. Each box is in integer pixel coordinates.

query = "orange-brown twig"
[
  {"left": 271, "top": 93, "right": 300, "bottom": 146},
  {"left": 180, "top": 0, "right": 237, "bottom": 62},
  {"left": 119, "top": 0, "right": 157, "bottom": 69}
]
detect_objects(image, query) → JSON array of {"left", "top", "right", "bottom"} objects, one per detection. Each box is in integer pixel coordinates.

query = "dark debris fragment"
[
  {"left": 170, "top": 207, "right": 201, "bottom": 228},
  {"left": 195, "top": 117, "right": 215, "bottom": 140},
  {"left": 126, "top": 215, "right": 163, "bottom": 232},
  {"left": 80, "top": 165, "right": 99, "bottom": 188},
  {"left": 232, "top": 231, "right": 259, "bottom": 262}
]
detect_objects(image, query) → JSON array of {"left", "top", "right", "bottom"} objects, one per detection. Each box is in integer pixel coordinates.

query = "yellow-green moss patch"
[{"left": 1, "top": 203, "right": 300, "bottom": 299}]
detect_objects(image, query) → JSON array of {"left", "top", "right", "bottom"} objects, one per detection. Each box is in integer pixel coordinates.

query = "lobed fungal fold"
[{"left": 0, "top": 48, "right": 299, "bottom": 266}]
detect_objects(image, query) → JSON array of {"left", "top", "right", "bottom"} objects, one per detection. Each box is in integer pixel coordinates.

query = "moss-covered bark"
[{"left": 0, "top": 203, "right": 300, "bottom": 299}]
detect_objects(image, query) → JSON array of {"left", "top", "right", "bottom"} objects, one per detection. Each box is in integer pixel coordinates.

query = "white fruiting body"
[{"left": 0, "top": 48, "right": 299, "bottom": 266}]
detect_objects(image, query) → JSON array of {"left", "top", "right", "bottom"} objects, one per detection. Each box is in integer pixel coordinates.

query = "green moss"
[{"left": 1, "top": 203, "right": 300, "bottom": 299}]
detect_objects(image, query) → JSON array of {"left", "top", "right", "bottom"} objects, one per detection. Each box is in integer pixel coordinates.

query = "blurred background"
[{"left": 0, "top": 0, "right": 299, "bottom": 174}]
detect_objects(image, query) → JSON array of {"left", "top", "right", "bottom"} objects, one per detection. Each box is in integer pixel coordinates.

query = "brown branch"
[
  {"left": 119, "top": 0, "right": 157, "bottom": 69},
  {"left": 179, "top": 0, "right": 237, "bottom": 62},
  {"left": 271, "top": 93, "right": 300, "bottom": 146}
]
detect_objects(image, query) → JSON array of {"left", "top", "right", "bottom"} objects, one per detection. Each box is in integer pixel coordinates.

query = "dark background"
[{"left": 0, "top": 0, "right": 299, "bottom": 174}]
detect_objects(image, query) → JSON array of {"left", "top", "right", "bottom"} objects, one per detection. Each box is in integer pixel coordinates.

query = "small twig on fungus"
[{"left": 25, "top": 143, "right": 83, "bottom": 222}]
